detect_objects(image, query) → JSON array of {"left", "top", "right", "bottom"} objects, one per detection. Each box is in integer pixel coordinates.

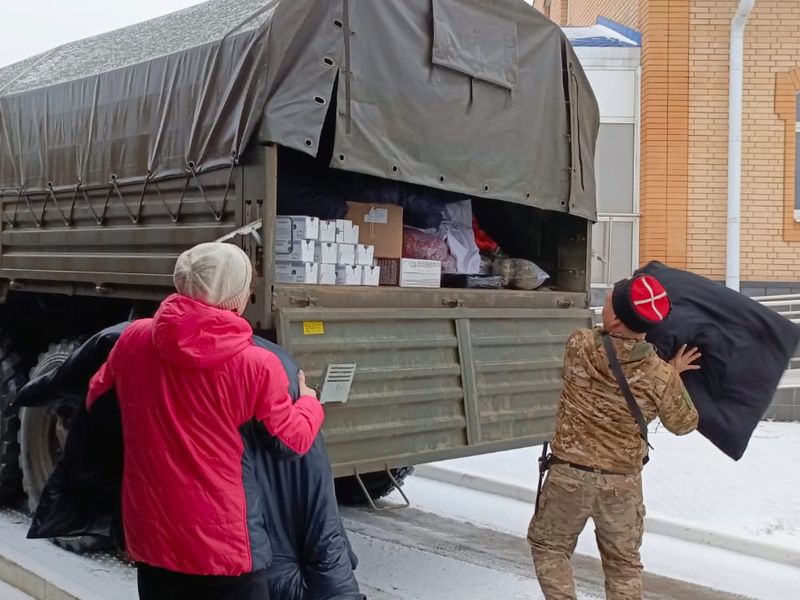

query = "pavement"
[
  {"left": 0, "top": 581, "right": 33, "bottom": 600},
  {"left": 0, "top": 503, "right": 752, "bottom": 600}
]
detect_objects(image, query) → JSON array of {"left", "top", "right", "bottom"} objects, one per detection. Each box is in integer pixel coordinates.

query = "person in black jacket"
[{"left": 16, "top": 324, "right": 363, "bottom": 600}]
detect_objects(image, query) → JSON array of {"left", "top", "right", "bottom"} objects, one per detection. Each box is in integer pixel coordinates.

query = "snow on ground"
[
  {"left": 430, "top": 422, "right": 800, "bottom": 554},
  {"left": 350, "top": 532, "right": 565, "bottom": 600},
  {"left": 405, "top": 421, "right": 800, "bottom": 600}
]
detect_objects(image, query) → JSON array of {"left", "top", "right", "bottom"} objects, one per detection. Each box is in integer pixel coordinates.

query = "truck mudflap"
[{"left": 276, "top": 307, "right": 589, "bottom": 476}]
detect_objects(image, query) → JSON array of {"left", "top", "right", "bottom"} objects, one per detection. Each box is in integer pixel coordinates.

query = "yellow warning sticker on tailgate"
[{"left": 303, "top": 321, "right": 325, "bottom": 336}]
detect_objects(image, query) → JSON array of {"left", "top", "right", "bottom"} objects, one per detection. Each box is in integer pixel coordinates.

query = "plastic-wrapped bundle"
[
  {"left": 493, "top": 259, "right": 549, "bottom": 290},
  {"left": 402, "top": 227, "right": 456, "bottom": 272}
]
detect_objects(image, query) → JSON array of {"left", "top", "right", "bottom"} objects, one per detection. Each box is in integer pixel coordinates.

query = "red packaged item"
[
  {"left": 402, "top": 227, "right": 456, "bottom": 273},
  {"left": 473, "top": 216, "right": 499, "bottom": 252}
]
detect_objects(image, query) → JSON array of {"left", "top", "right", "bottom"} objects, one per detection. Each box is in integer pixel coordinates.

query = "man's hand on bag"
[
  {"left": 670, "top": 344, "right": 702, "bottom": 375},
  {"left": 298, "top": 370, "right": 318, "bottom": 400}
]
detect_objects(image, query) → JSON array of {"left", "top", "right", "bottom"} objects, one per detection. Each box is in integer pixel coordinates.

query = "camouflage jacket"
[{"left": 551, "top": 327, "right": 698, "bottom": 474}]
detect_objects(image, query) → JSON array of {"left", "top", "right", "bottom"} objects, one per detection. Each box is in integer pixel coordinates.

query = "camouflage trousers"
[{"left": 528, "top": 463, "right": 645, "bottom": 600}]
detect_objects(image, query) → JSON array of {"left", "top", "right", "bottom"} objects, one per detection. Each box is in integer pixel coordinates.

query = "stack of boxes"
[
  {"left": 274, "top": 204, "right": 443, "bottom": 289},
  {"left": 345, "top": 202, "right": 441, "bottom": 288},
  {"left": 274, "top": 216, "right": 380, "bottom": 286}
]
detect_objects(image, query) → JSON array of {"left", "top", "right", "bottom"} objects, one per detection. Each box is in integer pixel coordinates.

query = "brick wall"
[
  {"left": 566, "top": 0, "right": 639, "bottom": 29},
  {"left": 687, "top": 0, "right": 800, "bottom": 281},
  {"left": 537, "top": 0, "right": 800, "bottom": 284},
  {"left": 550, "top": 0, "right": 567, "bottom": 25},
  {"left": 639, "top": 0, "right": 691, "bottom": 268}
]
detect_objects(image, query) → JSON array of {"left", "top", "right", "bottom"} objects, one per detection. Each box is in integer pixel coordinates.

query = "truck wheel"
[
  {"left": 19, "top": 340, "right": 112, "bottom": 553},
  {"left": 335, "top": 467, "right": 415, "bottom": 505},
  {"left": 0, "top": 335, "right": 29, "bottom": 505}
]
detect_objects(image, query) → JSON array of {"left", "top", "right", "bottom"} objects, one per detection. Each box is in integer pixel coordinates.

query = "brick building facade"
[{"left": 536, "top": 0, "right": 800, "bottom": 294}]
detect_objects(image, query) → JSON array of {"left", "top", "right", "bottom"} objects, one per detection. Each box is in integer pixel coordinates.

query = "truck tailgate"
[{"left": 276, "top": 307, "right": 588, "bottom": 476}]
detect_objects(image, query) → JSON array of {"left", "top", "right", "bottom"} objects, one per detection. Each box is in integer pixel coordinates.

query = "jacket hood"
[{"left": 152, "top": 294, "right": 252, "bottom": 369}]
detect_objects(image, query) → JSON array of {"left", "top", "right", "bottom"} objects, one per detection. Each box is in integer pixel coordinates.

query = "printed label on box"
[
  {"left": 275, "top": 217, "right": 293, "bottom": 242},
  {"left": 399, "top": 258, "right": 441, "bottom": 288},
  {"left": 275, "top": 240, "right": 315, "bottom": 263},
  {"left": 364, "top": 207, "right": 388, "bottom": 224},
  {"left": 274, "top": 263, "right": 318, "bottom": 284}
]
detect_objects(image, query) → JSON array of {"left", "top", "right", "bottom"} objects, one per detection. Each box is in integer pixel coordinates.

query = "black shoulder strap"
[{"left": 601, "top": 334, "right": 653, "bottom": 463}]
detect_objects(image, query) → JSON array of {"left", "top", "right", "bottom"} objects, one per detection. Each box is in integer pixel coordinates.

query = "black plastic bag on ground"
[
  {"left": 16, "top": 324, "right": 361, "bottom": 600},
  {"left": 636, "top": 261, "right": 800, "bottom": 459}
]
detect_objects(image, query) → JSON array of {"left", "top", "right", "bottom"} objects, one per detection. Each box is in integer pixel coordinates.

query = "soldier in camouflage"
[{"left": 528, "top": 275, "right": 700, "bottom": 600}]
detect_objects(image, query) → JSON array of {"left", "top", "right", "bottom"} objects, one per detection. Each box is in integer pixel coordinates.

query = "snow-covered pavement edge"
[{"left": 415, "top": 463, "right": 800, "bottom": 569}]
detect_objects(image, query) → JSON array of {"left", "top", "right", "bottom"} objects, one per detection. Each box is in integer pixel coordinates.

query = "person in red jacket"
[{"left": 87, "top": 242, "right": 324, "bottom": 600}]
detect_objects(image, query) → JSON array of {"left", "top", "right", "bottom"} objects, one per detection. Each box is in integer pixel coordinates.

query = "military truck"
[{"left": 0, "top": 0, "right": 598, "bottom": 512}]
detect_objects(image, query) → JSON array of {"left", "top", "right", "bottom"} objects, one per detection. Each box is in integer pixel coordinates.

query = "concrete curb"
[
  {"left": 415, "top": 464, "right": 800, "bottom": 570},
  {"left": 0, "top": 510, "right": 130, "bottom": 600},
  {"left": 0, "top": 543, "right": 90, "bottom": 600}
]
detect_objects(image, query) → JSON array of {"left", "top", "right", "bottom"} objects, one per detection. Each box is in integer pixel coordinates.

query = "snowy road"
[
  {"left": 0, "top": 502, "right": 750, "bottom": 600},
  {"left": 344, "top": 506, "right": 749, "bottom": 600}
]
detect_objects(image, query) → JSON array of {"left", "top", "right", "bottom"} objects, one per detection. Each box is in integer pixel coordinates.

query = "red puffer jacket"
[{"left": 87, "top": 294, "right": 324, "bottom": 576}]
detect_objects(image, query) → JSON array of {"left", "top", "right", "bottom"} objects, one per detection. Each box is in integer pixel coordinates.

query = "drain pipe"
[{"left": 726, "top": 0, "right": 756, "bottom": 291}]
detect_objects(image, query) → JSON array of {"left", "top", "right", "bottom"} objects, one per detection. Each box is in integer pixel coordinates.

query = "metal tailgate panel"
[
  {"left": 276, "top": 307, "right": 588, "bottom": 474},
  {"left": 469, "top": 312, "right": 583, "bottom": 444}
]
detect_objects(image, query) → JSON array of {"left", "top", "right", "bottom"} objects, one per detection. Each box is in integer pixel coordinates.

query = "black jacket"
[
  {"left": 15, "top": 323, "right": 362, "bottom": 600},
  {"left": 637, "top": 261, "right": 800, "bottom": 459}
]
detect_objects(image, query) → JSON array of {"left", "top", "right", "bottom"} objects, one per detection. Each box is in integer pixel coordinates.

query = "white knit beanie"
[{"left": 173, "top": 242, "right": 253, "bottom": 314}]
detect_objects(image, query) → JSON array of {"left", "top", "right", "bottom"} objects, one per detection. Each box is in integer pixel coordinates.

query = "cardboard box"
[
  {"left": 336, "top": 265, "right": 363, "bottom": 286},
  {"left": 362, "top": 265, "right": 381, "bottom": 287},
  {"left": 337, "top": 243, "right": 356, "bottom": 266},
  {"left": 319, "top": 220, "right": 337, "bottom": 243},
  {"left": 317, "top": 263, "right": 336, "bottom": 285},
  {"left": 275, "top": 240, "right": 315, "bottom": 263},
  {"left": 275, "top": 216, "right": 319, "bottom": 242},
  {"left": 376, "top": 258, "right": 400, "bottom": 286},
  {"left": 355, "top": 244, "right": 374, "bottom": 266},
  {"left": 346, "top": 202, "right": 403, "bottom": 258},
  {"left": 314, "top": 242, "right": 338, "bottom": 264},
  {"left": 274, "top": 262, "right": 318, "bottom": 284},
  {"left": 399, "top": 258, "right": 441, "bottom": 288},
  {"left": 335, "top": 220, "right": 360, "bottom": 244}
]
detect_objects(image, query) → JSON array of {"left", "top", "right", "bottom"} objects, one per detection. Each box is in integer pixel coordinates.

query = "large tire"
[
  {"left": 335, "top": 466, "right": 415, "bottom": 506},
  {"left": 19, "top": 340, "right": 111, "bottom": 553},
  {"left": 0, "top": 335, "right": 29, "bottom": 505}
]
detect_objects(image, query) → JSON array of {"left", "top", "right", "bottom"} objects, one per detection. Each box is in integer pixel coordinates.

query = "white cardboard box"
[
  {"left": 335, "top": 219, "right": 351, "bottom": 244},
  {"left": 275, "top": 240, "right": 315, "bottom": 263},
  {"left": 317, "top": 263, "right": 336, "bottom": 285},
  {"left": 361, "top": 265, "right": 381, "bottom": 286},
  {"left": 314, "top": 242, "right": 338, "bottom": 264},
  {"left": 336, "top": 265, "right": 362, "bottom": 286},
  {"left": 274, "top": 263, "right": 318, "bottom": 284},
  {"left": 337, "top": 243, "right": 356, "bottom": 266},
  {"left": 355, "top": 244, "right": 374, "bottom": 266},
  {"left": 399, "top": 258, "right": 441, "bottom": 288},
  {"left": 335, "top": 220, "right": 360, "bottom": 244},
  {"left": 275, "top": 216, "right": 319, "bottom": 242},
  {"left": 319, "top": 220, "right": 337, "bottom": 243}
]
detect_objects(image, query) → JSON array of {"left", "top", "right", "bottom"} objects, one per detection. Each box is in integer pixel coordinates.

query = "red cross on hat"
[{"left": 630, "top": 275, "right": 670, "bottom": 323}]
